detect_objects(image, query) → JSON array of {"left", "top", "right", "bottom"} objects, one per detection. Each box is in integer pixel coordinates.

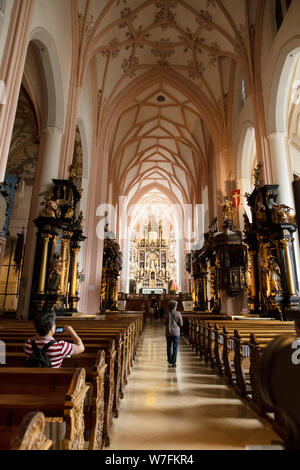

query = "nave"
[{"left": 109, "top": 322, "right": 280, "bottom": 450}]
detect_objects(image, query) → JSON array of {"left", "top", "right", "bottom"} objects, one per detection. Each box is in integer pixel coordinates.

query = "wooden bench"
[
  {"left": 1, "top": 350, "right": 108, "bottom": 450},
  {"left": 0, "top": 314, "right": 145, "bottom": 448},
  {"left": 0, "top": 368, "right": 88, "bottom": 450},
  {"left": 257, "top": 334, "right": 300, "bottom": 448},
  {"left": 9, "top": 412, "right": 52, "bottom": 450},
  {"left": 1, "top": 330, "right": 124, "bottom": 420},
  {"left": 199, "top": 320, "right": 293, "bottom": 366},
  {"left": 0, "top": 338, "right": 116, "bottom": 448}
]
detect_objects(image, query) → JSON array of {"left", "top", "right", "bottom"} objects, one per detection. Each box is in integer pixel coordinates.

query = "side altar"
[
  {"left": 30, "top": 177, "right": 86, "bottom": 317},
  {"left": 186, "top": 163, "right": 300, "bottom": 318}
]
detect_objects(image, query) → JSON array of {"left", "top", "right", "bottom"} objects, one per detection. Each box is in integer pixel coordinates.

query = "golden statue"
[
  {"left": 222, "top": 196, "right": 235, "bottom": 223},
  {"left": 69, "top": 163, "right": 77, "bottom": 181},
  {"left": 253, "top": 162, "right": 263, "bottom": 188},
  {"left": 256, "top": 201, "right": 266, "bottom": 222},
  {"left": 77, "top": 211, "right": 84, "bottom": 229},
  {"left": 272, "top": 204, "right": 295, "bottom": 224},
  {"left": 39, "top": 191, "right": 60, "bottom": 218},
  {"left": 258, "top": 240, "right": 270, "bottom": 296},
  {"left": 48, "top": 255, "right": 63, "bottom": 293}
]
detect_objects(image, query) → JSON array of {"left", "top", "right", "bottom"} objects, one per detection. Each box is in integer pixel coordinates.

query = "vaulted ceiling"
[{"left": 75, "top": 0, "right": 256, "bottom": 210}]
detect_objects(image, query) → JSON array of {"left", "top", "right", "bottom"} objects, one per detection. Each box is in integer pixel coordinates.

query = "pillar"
[
  {"left": 268, "top": 132, "right": 300, "bottom": 286},
  {"left": 0, "top": 0, "right": 34, "bottom": 181},
  {"left": 38, "top": 127, "right": 63, "bottom": 196},
  {"left": 16, "top": 127, "right": 63, "bottom": 319},
  {"left": 268, "top": 133, "right": 294, "bottom": 206}
]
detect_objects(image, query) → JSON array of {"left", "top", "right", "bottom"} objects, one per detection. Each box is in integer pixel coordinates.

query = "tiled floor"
[{"left": 108, "top": 321, "right": 281, "bottom": 450}]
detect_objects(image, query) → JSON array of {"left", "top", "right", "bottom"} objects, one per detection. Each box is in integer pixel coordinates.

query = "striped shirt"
[{"left": 24, "top": 336, "right": 75, "bottom": 368}]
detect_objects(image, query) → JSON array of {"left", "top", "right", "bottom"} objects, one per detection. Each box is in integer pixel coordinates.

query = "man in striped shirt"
[{"left": 24, "top": 312, "right": 85, "bottom": 368}]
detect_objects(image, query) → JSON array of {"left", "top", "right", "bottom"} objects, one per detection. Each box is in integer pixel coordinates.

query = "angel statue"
[
  {"left": 272, "top": 204, "right": 295, "bottom": 224},
  {"left": 39, "top": 191, "right": 60, "bottom": 218}
]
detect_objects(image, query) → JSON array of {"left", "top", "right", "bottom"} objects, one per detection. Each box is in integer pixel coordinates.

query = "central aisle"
[{"left": 109, "top": 321, "right": 280, "bottom": 450}]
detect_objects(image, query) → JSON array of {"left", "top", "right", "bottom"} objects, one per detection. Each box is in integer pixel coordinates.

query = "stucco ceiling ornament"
[
  {"left": 187, "top": 60, "right": 205, "bottom": 80},
  {"left": 78, "top": 13, "right": 94, "bottom": 43},
  {"left": 208, "top": 41, "right": 220, "bottom": 66},
  {"left": 121, "top": 56, "right": 140, "bottom": 78},
  {"left": 119, "top": 7, "right": 137, "bottom": 28},
  {"left": 196, "top": 10, "right": 213, "bottom": 31},
  {"left": 102, "top": 38, "right": 121, "bottom": 59},
  {"left": 206, "top": 0, "right": 217, "bottom": 7},
  {"left": 180, "top": 33, "right": 205, "bottom": 55},
  {"left": 154, "top": 0, "right": 177, "bottom": 29},
  {"left": 151, "top": 38, "right": 175, "bottom": 66}
]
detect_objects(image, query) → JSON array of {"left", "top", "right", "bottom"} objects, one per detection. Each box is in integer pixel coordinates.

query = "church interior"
[{"left": 0, "top": 0, "right": 300, "bottom": 451}]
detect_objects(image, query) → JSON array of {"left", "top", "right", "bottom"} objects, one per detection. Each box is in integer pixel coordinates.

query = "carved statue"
[
  {"left": 69, "top": 163, "right": 77, "bottom": 181},
  {"left": 77, "top": 211, "right": 84, "bottom": 229},
  {"left": 39, "top": 191, "right": 60, "bottom": 218},
  {"left": 256, "top": 201, "right": 266, "bottom": 222},
  {"left": 222, "top": 197, "right": 235, "bottom": 223},
  {"left": 48, "top": 254, "right": 63, "bottom": 292},
  {"left": 244, "top": 192, "right": 251, "bottom": 203},
  {"left": 267, "top": 256, "right": 283, "bottom": 292},
  {"left": 253, "top": 162, "right": 263, "bottom": 188},
  {"left": 243, "top": 213, "right": 252, "bottom": 233},
  {"left": 258, "top": 241, "right": 270, "bottom": 296},
  {"left": 272, "top": 204, "right": 295, "bottom": 224}
]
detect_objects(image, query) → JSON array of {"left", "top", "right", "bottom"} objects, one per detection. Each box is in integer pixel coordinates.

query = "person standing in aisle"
[{"left": 164, "top": 300, "right": 183, "bottom": 368}]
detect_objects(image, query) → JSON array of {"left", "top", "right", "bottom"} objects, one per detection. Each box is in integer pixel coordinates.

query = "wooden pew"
[
  {"left": 0, "top": 368, "right": 88, "bottom": 450},
  {"left": 0, "top": 314, "right": 144, "bottom": 448},
  {"left": 214, "top": 324, "right": 293, "bottom": 385},
  {"left": 1, "top": 330, "right": 124, "bottom": 421},
  {"left": 1, "top": 318, "right": 137, "bottom": 377},
  {"left": 199, "top": 320, "right": 293, "bottom": 368},
  {"left": 1, "top": 350, "right": 107, "bottom": 450},
  {"left": 9, "top": 412, "right": 52, "bottom": 450},
  {"left": 257, "top": 334, "right": 300, "bottom": 448},
  {"left": 1, "top": 338, "right": 116, "bottom": 448}
]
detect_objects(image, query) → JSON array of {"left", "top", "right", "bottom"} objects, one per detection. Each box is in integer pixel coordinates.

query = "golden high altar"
[{"left": 129, "top": 220, "right": 177, "bottom": 294}]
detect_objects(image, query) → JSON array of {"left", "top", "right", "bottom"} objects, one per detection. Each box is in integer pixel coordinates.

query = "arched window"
[{"left": 275, "top": 0, "right": 293, "bottom": 31}]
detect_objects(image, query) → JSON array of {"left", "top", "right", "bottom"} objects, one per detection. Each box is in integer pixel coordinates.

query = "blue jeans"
[{"left": 167, "top": 335, "right": 180, "bottom": 366}]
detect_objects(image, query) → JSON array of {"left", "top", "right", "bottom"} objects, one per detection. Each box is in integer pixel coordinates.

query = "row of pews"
[
  {"left": 187, "top": 315, "right": 296, "bottom": 444},
  {"left": 0, "top": 312, "right": 144, "bottom": 450}
]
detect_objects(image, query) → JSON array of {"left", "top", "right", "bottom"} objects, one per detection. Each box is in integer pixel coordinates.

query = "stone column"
[
  {"left": 83, "top": 144, "right": 110, "bottom": 315},
  {"left": 268, "top": 133, "right": 294, "bottom": 206},
  {"left": 16, "top": 127, "right": 63, "bottom": 319},
  {"left": 37, "top": 127, "right": 63, "bottom": 197},
  {"left": 268, "top": 132, "right": 300, "bottom": 285},
  {"left": 0, "top": 1, "right": 34, "bottom": 181}
]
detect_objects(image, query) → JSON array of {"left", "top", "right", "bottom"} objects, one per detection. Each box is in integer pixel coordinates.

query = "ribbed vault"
[{"left": 110, "top": 80, "right": 211, "bottom": 208}]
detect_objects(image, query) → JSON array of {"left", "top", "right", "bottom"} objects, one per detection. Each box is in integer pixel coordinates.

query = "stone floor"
[{"left": 109, "top": 321, "right": 281, "bottom": 450}]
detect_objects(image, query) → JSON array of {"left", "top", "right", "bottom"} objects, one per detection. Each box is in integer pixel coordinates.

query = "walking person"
[{"left": 164, "top": 300, "right": 183, "bottom": 368}]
